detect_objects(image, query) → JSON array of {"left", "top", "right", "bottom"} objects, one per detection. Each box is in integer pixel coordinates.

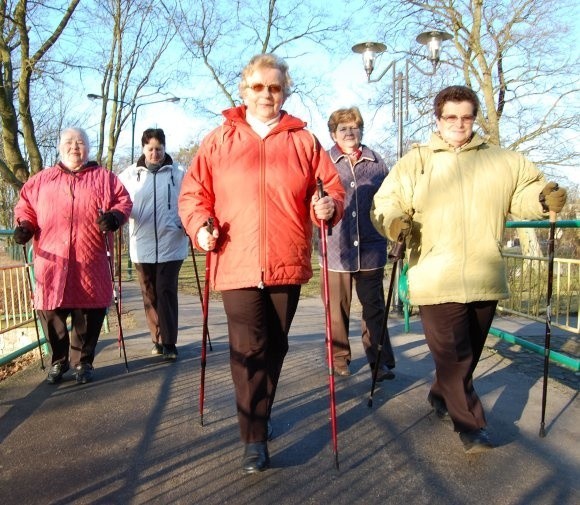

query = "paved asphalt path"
[{"left": 0, "top": 282, "right": 578, "bottom": 505}]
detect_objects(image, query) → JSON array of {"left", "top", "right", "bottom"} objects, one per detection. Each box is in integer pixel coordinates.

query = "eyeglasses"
[
  {"left": 247, "top": 83, "right": 283, "bottom": 94},
  {"left": 440, "top": 115, "right": 476, "bottom": 124},
  {"left": 337, "top": 127, "right": 360, "bottom": 134}
]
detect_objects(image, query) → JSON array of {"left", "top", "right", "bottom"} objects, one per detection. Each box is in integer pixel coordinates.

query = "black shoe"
[
  {"left": 334, "top": 361, "right": 351, "bottom": 377},
  {"left": 427, "top": 392, "right": 451, "bottom": 422},
  {"left": 373, "top": 363, "right": 395, "bottom": 382},
  {"left": 46, "top": 362, "right": 69, "bottom": 384},
  {"left": 242, "top": 442, "right": 270, "bottom": 474},
  {"left": 151, "top": 343, "right": 163, "bottom": 355},
  {"left": 459, "top": 428, "right": 494, "bottom": 454},
  {"left": 73, "top": 364, "right": 94, "bottom": 384},
  {"left": 163, "top": 345, "right": 178, "bottom": 361},
  {"left": 267, "top": 418, "right": 274, "bottom": 441}
]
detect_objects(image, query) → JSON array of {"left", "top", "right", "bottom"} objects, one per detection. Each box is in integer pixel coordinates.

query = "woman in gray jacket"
[
  {"left": 372, "top": 85, "right": 566, "bottom": 454},
  {"left": 119, "top": 128, "right": 189, "bottom": 360}
]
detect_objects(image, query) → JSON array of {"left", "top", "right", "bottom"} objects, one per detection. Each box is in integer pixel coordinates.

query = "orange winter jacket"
[{"left": 178, "top": 105, "right": 345, "bottom": 291}]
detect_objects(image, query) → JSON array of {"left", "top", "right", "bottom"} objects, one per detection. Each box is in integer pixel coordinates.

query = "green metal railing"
[{"left": 399, "top": 219, "right": 579, "bottom": 371}]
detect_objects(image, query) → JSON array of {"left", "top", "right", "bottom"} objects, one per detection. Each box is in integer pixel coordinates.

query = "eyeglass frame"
[
  {"left": 439, "top": 114, "right": 476, "bottom": 124},
  {"left": 336, "top": 126, "right": 361, "bottom": 134},
  {"left": 246, "top": 83, "right": 284, "bottom": 94}
]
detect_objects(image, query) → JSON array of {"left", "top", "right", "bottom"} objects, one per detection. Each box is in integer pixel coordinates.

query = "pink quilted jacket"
[{"left": 14, "top": 163, "right": 132, "bottom": 310}]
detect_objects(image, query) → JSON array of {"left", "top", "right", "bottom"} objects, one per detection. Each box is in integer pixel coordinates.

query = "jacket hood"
[
  {"left": 429, "top": 132, "right": 487, "bottom": 153},
  {"left": 136, "top": 153, "right": 174, "bottom": 169}
]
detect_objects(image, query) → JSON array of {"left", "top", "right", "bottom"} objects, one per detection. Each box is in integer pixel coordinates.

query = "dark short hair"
[
  {"left": 141, "top": 128, "right": 165, "bottom": 147},
  {"left": 433, "top": 85, "right": 480, "bottom": 119},
  {"left": 327, "top": 107, "right": 364, "bottom": 136}
]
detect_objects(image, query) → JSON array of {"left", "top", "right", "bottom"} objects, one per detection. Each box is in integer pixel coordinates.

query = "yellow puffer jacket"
[
  {"left": 371, "top": 133, "right": 547, "bottom": 305},
  {"left": 179, "top": 106, "right": 345, "bottom": 291}
]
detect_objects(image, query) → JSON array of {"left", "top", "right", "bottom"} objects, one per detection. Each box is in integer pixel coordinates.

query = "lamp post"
[
  {"left": 87, "top": 94, "right": 181, "bottom": 163},
  {"left": 352, "top": 30, "right": 451, "bottom": 312}
]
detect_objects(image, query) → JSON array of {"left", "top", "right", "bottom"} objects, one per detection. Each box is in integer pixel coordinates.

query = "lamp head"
[
  {"left": 416, "top": 31, "right": 452, "bottom": 64},
  {"left": 352, "top": 42, "right": 387, "bottom": 80},
  {"left": 87, "top": 93, "right": 102, "bottom": 100}
]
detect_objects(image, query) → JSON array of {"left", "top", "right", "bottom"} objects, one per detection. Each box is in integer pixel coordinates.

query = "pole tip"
[
  {"left": 367, "top": 398, "right": 373, "bottom": 408},
  {"left": 539, "top": 426, "right": 546, "bottom": 438}
]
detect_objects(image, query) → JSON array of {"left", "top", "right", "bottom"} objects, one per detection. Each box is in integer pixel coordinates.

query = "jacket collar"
[
  {"left": 329, "top": 144, "right": 376, "bottom": 164},
  {"left": 430, "top": 132, "right": 487, "bottom": 153},
  {"left": 222, "top": 105, "right": 307, "bottom": 133}
]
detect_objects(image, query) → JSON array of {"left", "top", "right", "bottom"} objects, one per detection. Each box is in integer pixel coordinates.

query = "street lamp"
[
  {"left": 87, "top": 94, "right": 181, "bottom": 163},
  {"left": 352, "top": 30, "right": 451, "bottom": 158},
  {"left": 352, "top": 30, "right": 451, "bottom": 312}
]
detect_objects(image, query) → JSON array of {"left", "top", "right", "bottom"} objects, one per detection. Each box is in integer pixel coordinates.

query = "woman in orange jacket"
[{"left": 179, "top": 53, "right": 344, "bottom": 474}]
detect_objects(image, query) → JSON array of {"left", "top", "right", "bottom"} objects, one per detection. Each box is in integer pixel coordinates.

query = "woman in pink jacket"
[
  {"left": 13, "top": 127, "right": 132, "bottom": 385},
  {"left": 179, "top": 54, "right": 345, "bottom": 474}
]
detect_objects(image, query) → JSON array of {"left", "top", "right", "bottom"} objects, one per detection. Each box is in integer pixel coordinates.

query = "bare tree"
[
  {"left": 77, "top": 0, "right": 179, "bottom": 169},
  {"left": 174, "top": 0, "right": 348, "bottom": 116},
  {"left": 0, "top": 0, "right": 81, "bottom": 191},
  {"left": 369, "top": 0, "right": 579, "bottom": 182}
]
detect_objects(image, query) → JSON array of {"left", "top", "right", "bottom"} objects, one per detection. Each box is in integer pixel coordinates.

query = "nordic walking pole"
[
  {"left": 189, "top": 240, "right": 213, "bottom": 351},
  {"left": 99, "top": 210, "right": 129, "bottom": 372},
  {"left": 539, "top": 209, "right": 556, "bottom": 438},
  {"left": 116, "top": 228, "right": 123, "bottom": 358},
  {"left": 20, "top": 243, "right": 45, "bottom": 370},
  {"left": 317, "top": 178, "right": 339, "bottom": 470},
  {"left": 368, "top": 235, "right": 405, "bottom": 408},
  {"left": 199, "top": 217, "right": 214, "bottom": 426}
]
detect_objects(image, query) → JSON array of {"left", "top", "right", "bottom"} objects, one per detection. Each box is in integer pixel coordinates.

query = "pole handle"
[{"left": 549, "top": 210, "right": 556, "bottom": 224}]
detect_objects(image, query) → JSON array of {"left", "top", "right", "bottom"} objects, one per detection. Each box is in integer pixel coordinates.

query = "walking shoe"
[
  {"left": 46, "top": 362, "right": 69, "bottom": 384},
  {"left": 459, "top": 428, "right": 494, "bottom": 454},
  {"left": 73, "top": 364, "right": 94, "bottom": 384},
  {"left": 372, "top": 363, "right": 395, "bottom": 382},
  {"left": 242, "top": 442, "right": 270, "bottom": 474},
  {"left": 163, "top": 345, "right": 178, "bottom": 361},
  {"left": 151, "top": 343, "right": 163, "bottom": 355},
  {"left": 427, "top": 392, "right": 452, "bottom": 422},
  {"left": 334, "top": 361, "right": 351, "bottom": 377}
]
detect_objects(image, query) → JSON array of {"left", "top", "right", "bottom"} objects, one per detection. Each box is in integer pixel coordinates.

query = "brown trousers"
[
  {"left": 38, "top": 307, "right": 107, "bottom": 367},
  {"left": 135, "top": 260, "right": 183, "bottom": 346},
  {"left": 419, "top": 301, "right": 498, "bottom": 433},
  {"left": 222, "top": 285, "right": 301, "bottom": 443},
  {"left": 326, "top": 269, "right": 395, "bottom": 368}
]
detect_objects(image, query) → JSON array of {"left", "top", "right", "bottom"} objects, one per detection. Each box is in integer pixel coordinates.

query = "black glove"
[
  {"left": 13, "top": 221, "right": 34, "bottom": 244},
  {"left": 389, "top": 215, "right": 412, "bottom": 240},
  {"left": 96, "top": 211, "right": 121, "bottom": 232},
  {"left": 540, "top": 182, "right": 567, "bottom": 213}
]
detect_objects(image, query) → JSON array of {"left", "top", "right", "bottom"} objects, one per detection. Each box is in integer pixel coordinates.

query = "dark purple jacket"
[{"left": 321, "top": 144, "right": 389, "bottom": 272}]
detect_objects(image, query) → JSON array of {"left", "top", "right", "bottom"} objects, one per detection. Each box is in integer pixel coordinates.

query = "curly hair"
[
  {"left": 433, "top": 85, "right": 480, "bottom": 119},
  {"left": 327, "top": 107, "right": 364, "bottom": 137}
]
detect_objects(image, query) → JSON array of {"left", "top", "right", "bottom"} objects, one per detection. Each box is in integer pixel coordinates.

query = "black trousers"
[
  {"left": 326, "top": 269, "right": 395, "bottom": 368},
  {"left": 221, "top": 285, "right": 301, "bottom": 443},
  {"left": 38, "top": 307, "right": 108, "bottom": 367},
  {"left": 419, "top": 301, "right": 498, "bottom": 433},
  {"left": 135, "top": 260, "right": 183, "bottom": 346}
]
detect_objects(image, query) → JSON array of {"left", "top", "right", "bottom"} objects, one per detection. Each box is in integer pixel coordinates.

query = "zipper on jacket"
[
  {"left": 167, "top": 184, "right": 171, "bottom": 209},
  {"left": 259, "top": 140, "right": 267, "bottom": 288},
  {"left": 153, "top": 171, "right": 159, "bottom": 262}
]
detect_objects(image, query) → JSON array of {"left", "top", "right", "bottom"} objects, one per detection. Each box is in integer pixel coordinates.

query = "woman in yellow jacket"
[
  {"left": 179, "top": 53, "right": 344, "bottom": 474},
  {"left": 372, "top": 85, "right": 566, "bottom": 454}
]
